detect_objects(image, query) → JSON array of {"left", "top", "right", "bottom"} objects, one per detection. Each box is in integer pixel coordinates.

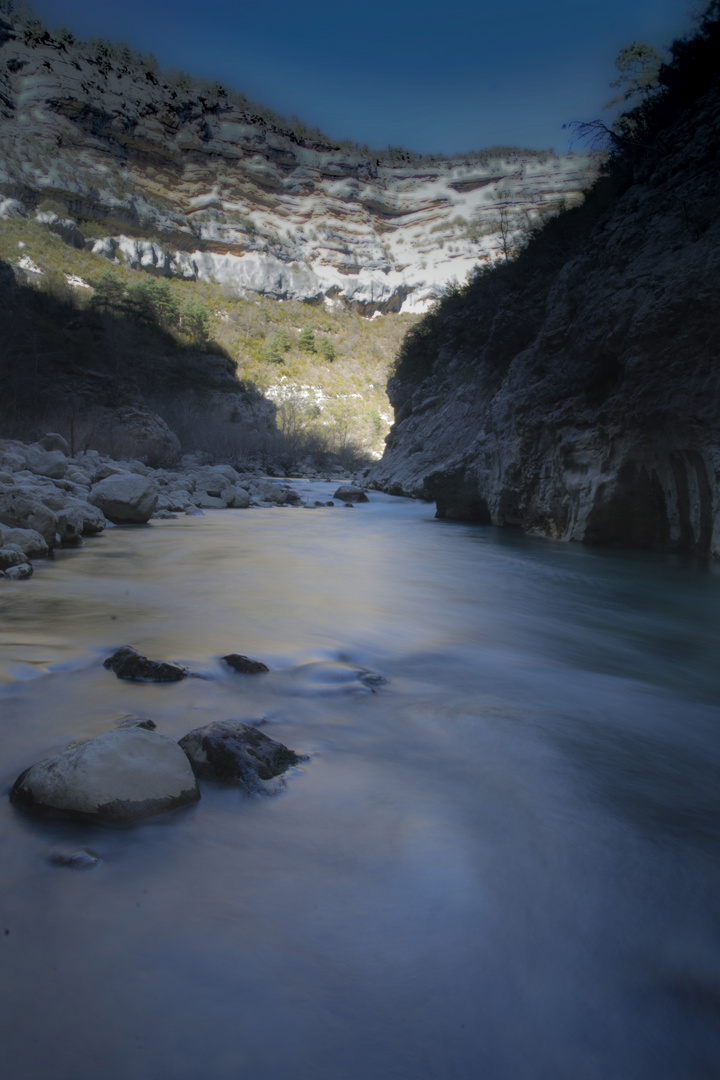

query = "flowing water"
[{"left": 2, "top": 484, "right": 720, "bottom": 1080}]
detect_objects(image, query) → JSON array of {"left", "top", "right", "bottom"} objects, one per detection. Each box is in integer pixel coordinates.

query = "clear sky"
[{"left": 27, "top": 0, "right": 695, "bottom": 155}]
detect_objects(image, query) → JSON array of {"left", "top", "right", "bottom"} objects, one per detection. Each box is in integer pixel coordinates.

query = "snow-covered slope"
[{"left": 0, "top": 14, "right": 598, "bottom": 313}]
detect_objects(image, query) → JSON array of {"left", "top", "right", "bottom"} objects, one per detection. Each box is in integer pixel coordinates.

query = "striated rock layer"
[
  {"left": 369, "top": 75, "right": 720, "bottom": 556},
  {"left": 0, "top": 14, "right": 596, "bottom": 314}
]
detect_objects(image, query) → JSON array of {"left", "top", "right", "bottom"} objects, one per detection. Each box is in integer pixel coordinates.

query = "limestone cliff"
[
  {"left": 370, "top": 19, "right": 720, "bottom": 556},
  {"left": 0, "top": 12, "right": 596, "bottom": 314}
]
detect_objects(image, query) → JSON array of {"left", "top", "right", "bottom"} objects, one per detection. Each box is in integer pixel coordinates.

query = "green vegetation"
[
  {"left": 297, "top": 327, "right": 316, "bottom": 353},
  {"left": 318, "top": 336, "right": 336, "bottom": 362},
  {"left": 91, "top": 272, "right": 211, "bottom": 344},
  {"left": 0, "top": 217, "right": 417, "bottom": 467}
]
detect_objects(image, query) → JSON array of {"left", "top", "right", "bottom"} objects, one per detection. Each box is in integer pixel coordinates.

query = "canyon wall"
[
  {"left": 370, "top": 54, "right": 720, "bottom": 555},
  {"left": 0, "top": 13, "right": 595, "bottom": 314}
]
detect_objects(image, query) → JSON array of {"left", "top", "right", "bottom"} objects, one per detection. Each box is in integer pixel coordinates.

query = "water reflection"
[{"left": 2, "top": 486, "right": 720, "bottom": 1079}]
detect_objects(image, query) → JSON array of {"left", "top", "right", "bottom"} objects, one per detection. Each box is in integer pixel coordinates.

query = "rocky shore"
[{"left": 0, "top": 433, "right": 369, "bottom": 580}]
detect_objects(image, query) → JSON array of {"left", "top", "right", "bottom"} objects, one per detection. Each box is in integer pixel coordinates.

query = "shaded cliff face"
[
  {"left": 370, "top": 68, "right": 720, "bottom": 555},
  {"left": 0, "top": 15, "right": 596, "bottom": 314}
]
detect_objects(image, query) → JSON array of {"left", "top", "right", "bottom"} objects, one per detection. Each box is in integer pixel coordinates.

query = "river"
[{"left": 2, "top": 482, "right": 720, "bottom": 1080}]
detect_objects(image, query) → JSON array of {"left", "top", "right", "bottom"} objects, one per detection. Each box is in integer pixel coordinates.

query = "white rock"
[
  {"left": 0, "top": 198, "right": 27, "bottom": 219},
  {"left": 10, "top": 727, "right": 201, "bottom": 823}
]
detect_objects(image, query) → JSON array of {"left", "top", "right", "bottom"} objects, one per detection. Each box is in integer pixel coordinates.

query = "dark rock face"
[
  {"left": 370, "top": 67, "right": 720, "bottom": 557},
  {"left": 104, "top": 646, "right": 188, "bottom": 682},
  {"left": 179, "top": 720, "right": 303, "bottom": 794},
  {"left": 222, "top": 654, "right": 270, "bottom": 674}
]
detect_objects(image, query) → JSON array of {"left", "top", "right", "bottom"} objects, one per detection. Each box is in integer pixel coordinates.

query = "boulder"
[
  {"left": 3, "top": 563, "right": 33, "bottom": 579},
  {"left": 36, "top": 489, "right": 67, "bottom": 512},
  {"left": 178, "top": 720, "right": 303, "bottom": 794},
  {"left": 192, "top": 493, "right": 226, "bottom": 509},
  {"left": 56, "top": 505, "right": 85, "bottom": 545},
  {"left": 0, "top": 490, "right": 58, "bottom": 546},
  {"left": 0, "top": 450, "right": 25, "bottom": 471},
  {"left": 224, "top": 485, "right": 251, "bottom": 509},
  {"left": 70, "top": 500, "right": 106, "bottom": 535},
  {"left": 10, "top": 727, "right": 201, "bottom": 823},
  {"left": 65, "top": 467, "right": 92, "bottom": 488},
  {"left": 88, "top": 474, "right": 158, "bottom": 523},
  {"left": 222, "top": 653, "right": 270, "bottom": 674},
  {"left": 26, "top": 449, "right": 68, "bottom": 480},
  {"left": 111, "top": 407, "right": 181, "bottom": 466},
  {"left": 333, "top": 485, "right": 369, "bottom": 503},
  {"left": 104, "top": 645, "right": 188, "bottom": 682},
  {"left": 0, "top": 527, "right": 48, "bottom": 559},
  {"left": 165, "top": 490, "right": 193, "bottom": 511},
  {"left": 39, "top": 433, "right": 71, "bottom": 455},
  {"left": 0, "top": 546, "right": 28, "bottom": 570},
  {"left": 93, "top": 463, "right": 128, "bottom": 481},
  {"left": 191, "top": 466, "right": 236, "bottom": 497},
  {"left": 252, "top": 480, "right": 285, "bottom": 503}
]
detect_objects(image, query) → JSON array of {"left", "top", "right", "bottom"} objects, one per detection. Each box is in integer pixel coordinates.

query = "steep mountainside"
[
  {"left": 0, "top": 11, "right": 596, "bottom": 315},
  {"left": 370, "top": 14, "right": 720, "bottom": 556}
]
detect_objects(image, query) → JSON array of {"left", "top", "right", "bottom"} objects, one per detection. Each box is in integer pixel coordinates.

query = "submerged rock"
[
  {"left": 10, "top": 727, "right": 200, "bottom": 823},
  {"left": 104, "top": 645, "right": 188, "bottom": 682},
  {"left": 179, "top": 720, "right": 303, "bottom": 794},
  {"left": 333, "top": 485, "right": 368, "bottom": 503},
  {"left": 50, "top": 850, "right": 102, "bottom": 870},
  {"left": 114, "top": 715, "right": 157, "bottom": 730},
  {"left": 222, "top": 653, "right": 270, "bottom": 674},
  {"left": 2, "top": 561, "right": 33, "bottom": 580},
  {"left": 358, "top": 671, "right": 389, "bottom": 689}
]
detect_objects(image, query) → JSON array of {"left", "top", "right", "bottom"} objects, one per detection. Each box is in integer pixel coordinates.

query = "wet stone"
[
  {"left": 333, "top": 485, "right": 369, "bottom": 503},
  {"left": 10, "top": 727, "right": 200, "bottom": 824},
  {"left": 358, "top": 671, "right": 389, "bottom": 689},
  {"left": 222, "top": 653, "right": 270, "bottom": 674},
  {"left": 179, "top": 720, "right": 304, "bottom": 795},
  {"left": 50, "top": 850, "right": 102, "bottom": 870},
  {"left": 103, "top": 645, "right": 188, "bottom": 682},
  {"left": 114, "top": 715, "right": 158, "bottom": 730}
]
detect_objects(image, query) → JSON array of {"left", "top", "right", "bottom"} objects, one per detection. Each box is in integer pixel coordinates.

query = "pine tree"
[
  {"left": 89, "top": 270, "right": 125, "bottom": 311},
  {"left": 276, "top": 327, "right": 292, "bottom": 351},
  {"left": 264, "top": 332, "right": 285, "bottom": 363},
  {"left": 297, "top": 326, "right": 316, "bottom": 353},
  {"left": 318, "top": 336, "right": 335, "bottom": 361}
]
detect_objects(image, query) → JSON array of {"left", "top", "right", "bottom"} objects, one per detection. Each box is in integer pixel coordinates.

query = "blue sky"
[{"left": 28, "top": 0, "right": 695, "bottom": 154}]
